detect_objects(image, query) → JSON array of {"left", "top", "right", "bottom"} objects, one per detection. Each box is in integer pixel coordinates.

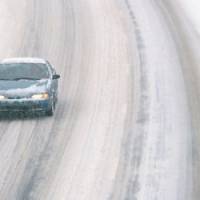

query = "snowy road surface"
[{"left": 0, "top": 0, "right": 199, "bottom": 199}]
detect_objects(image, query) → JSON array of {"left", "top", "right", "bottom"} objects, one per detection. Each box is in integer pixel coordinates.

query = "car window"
[{"left": 0, "top": 63, "right": 49, "bottom": 80}]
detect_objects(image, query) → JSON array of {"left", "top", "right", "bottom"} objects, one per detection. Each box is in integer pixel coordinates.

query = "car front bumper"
[{"left": 0, "top": 98, "right": 52, "bottom": 112}]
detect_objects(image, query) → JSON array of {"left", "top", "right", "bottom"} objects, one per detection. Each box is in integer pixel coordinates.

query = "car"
[{"left": 0, "top": 57, "right": 60, "bottom": 116}]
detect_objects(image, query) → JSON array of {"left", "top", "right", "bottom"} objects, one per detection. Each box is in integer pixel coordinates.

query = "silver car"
[{"left": 0, "top": 58, "right": 60, "bottom": 116}]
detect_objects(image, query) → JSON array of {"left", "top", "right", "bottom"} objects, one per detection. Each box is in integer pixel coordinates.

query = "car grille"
[{"left": 7, "top": 96, "right": 28, "bottom": 99}]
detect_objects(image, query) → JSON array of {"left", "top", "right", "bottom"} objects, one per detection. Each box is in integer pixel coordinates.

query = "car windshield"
[{"left": 0, "top": 63, "right": 49, "bottom": 80}]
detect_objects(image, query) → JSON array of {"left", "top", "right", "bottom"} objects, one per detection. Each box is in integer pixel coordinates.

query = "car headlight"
[
  {"left": 0, "top": 95, "right": 6, "bottom": 100},
  {"left": 31, "top": 93, "right": 49, "bottom": 100}
]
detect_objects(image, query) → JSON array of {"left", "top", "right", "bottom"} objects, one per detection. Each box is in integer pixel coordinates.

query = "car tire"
[{"left": 46, "top": 100, "right": 55, "bottom": 116}]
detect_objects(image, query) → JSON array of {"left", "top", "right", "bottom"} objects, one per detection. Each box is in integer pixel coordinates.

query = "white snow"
[
  {"left": 0, "top": 79, "right": 48, "bottom": 97},
  {"left": 176, "top": 0, "right": 200, "bottom": 34},
  {"left": 1, "top": 57, "right": 47, "bottom": 64},
  {"left": 0, "top": 0, "right": 196, "bottom": 199},
  {"left": 127, "top": 0, "right": 193, "bottom": 199}
]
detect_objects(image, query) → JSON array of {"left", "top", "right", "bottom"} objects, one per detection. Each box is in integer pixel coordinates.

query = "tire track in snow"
[{"left": 112, "top": 0, "right": 193, "bottom": 199}]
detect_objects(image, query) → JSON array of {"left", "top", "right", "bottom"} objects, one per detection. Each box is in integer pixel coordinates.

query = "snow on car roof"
[{"left": 0, "top": 57, "right": 47, "bottom": 64}]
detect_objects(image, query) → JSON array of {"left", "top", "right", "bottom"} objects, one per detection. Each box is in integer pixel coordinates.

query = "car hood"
[{"left": 0, "top": 79, "right": 50, "bottom": 97}]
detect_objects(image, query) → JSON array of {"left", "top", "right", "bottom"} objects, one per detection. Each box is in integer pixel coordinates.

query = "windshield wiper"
[{"left": 12, "top": 77, "right": 40, "bottom": 81}]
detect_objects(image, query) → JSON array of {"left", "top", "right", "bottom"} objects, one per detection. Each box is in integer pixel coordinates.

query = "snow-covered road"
[{"left": 0, "top": 0, "right": 199, "bottom": 199}]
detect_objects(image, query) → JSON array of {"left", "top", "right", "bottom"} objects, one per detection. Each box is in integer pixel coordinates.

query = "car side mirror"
[{"left": 53, "top": 74, "right": 60, "bottom": 79}]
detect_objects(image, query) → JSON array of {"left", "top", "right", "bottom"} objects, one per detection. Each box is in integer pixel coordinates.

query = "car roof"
[{"left": 0, "top": 57, "right": 47, "bottom": 64}]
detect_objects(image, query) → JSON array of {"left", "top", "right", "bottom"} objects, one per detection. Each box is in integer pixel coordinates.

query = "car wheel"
[{"left": 46, "top": 100, "right": 55, "bottom": 116}]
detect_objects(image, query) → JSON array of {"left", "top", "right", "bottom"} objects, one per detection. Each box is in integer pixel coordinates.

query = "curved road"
[{"left": 0, "top": 0, "right": 199, "bottom": 199}]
